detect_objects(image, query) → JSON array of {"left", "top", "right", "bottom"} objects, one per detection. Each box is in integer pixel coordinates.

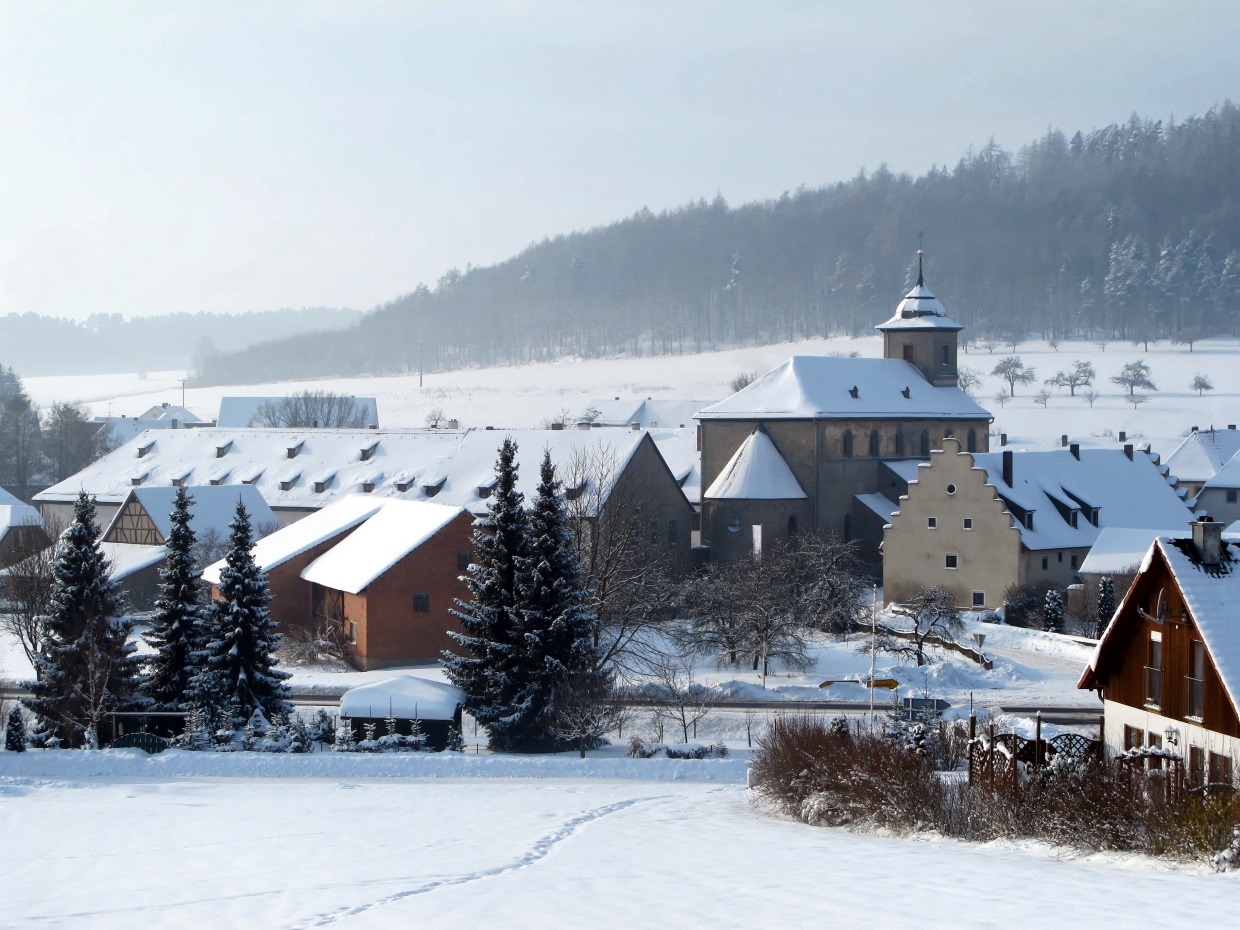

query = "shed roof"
[{"left": 340, "top": 675, "right": 464, "bottom": 721}]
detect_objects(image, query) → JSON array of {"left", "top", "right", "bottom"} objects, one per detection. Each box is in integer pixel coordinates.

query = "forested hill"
[
  {"left": 193, "top": 102, "right": 1240, "bottom": 386},
  {"left": 0, "top": 306, "right": 361, "bottom": 376}
]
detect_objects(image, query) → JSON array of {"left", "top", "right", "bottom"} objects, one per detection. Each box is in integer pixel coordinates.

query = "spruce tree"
[
  {"left": 142, "top": 487, "right": 205, "bottom": 709},
  {"left": 443, "top": 438, "right": 529, "bottom": 750},
  {"left": 24, "top": 492, "right": 142, "bottom": 747},
  {"left": 192, "top": 502, "right": 290, "bottom": 729},
  {"left": 1096, "top": 576, "right": 1116, "bottom": 639},
  {"left": 509, "top": 451, "right": 608, "bottom": 752},
  {"left": 1042, "top": 587, "right": 1065, "bottom": 634},
  {"left": 5, "top": 706, "right": 27, "bottom": 752}
]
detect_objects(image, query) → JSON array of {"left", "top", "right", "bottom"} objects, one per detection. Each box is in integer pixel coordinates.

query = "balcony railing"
[
  {"left": 1144, "top": 667, "right": 1162, "bottom": 707},
  {"left": 1185, "top": 676, "right": 1204, "bottom": 718}
]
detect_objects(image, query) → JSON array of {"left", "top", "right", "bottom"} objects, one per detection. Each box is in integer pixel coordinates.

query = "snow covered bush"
[
  {"left": 5, "top": 706, "right": 27, "bottom": 752},
  {"left": 1001, "top": 581, "right": 1055, "bottom": 629},
  {"left": 307, "top": 709, "right": 336, "bottom": 745},
  {"left": 625, "top": 737, "right": 728, "bottom": 759}
]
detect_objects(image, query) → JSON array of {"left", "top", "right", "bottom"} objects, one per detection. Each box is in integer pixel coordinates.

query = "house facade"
[
  {"left": 1079, "top": 517, "right": 1240, "bottom": 785},
  {"left": 695, "top": 256, "right": 991, "bottom": 563},
  {"left": 882, "top": 439, "right": 1193, "bottom": 609}
]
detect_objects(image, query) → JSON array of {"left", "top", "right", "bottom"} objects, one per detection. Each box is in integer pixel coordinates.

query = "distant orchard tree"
[
  {"left": 249, "top": 391, "right": 370, "bottom": 428},
  {"left": 1034, "top": 389, "right": 1052, "bottom": 408},
  {"left": 1126, "top": 393, "right": 1150, "bottom": 410},
  {"left": 956, "top": 366, "right": 982, "bottom": 396},
  {"left": 1191, "top": 374, "right": 1214, "bottom": 396},
  {"left": 1082, "top": 389, "right": 1101, "bottom": 408},
  {"left": 1110, "top": 360, "right": 1156, "bottom": 396},
  {"left": 1045, "top": 360, "right": 1095, "bottom": 396},
  {"left": 992, "top": 357, "right": 1036, "bottom": 396}
]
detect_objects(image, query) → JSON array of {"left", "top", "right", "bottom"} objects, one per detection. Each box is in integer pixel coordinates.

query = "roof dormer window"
[
  {"left": 423, "top": 477, "right": 446, "bottom": 498},
  {"left": 360, "top": 441, "right": 379, "bottom": 462},
  {"left": 215, "top": 440, "right": 233, "bottom": 458},
  {"left": 137, "top": 442, "right": 155, "bottom": 458},
  {"left": 287, "top": 441, "right": 304, "bottom": 459}
]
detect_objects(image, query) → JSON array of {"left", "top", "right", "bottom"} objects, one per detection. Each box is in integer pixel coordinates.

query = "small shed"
[{"left": 339, "top": 676, "right": 465, "bottom": 751}]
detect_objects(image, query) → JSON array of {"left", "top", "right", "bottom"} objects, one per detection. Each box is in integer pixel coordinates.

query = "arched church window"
[
  {"left": 869, "top": 431, "right": 880, "bottom": 457},
  {"left": 788, "top": 515, "right": 799, "bottom": 536},
  {"left": 842, "top": 431, "right": 854, "bottom": 458},
  {"left": 967, "top": 429, "right": 977, "bottom": 453},
  {"left": 895, "top": 432, "right": 905, "bottom": 457},
  {"left": 919, "top": 431, "right": 930, "bottom": 456}
]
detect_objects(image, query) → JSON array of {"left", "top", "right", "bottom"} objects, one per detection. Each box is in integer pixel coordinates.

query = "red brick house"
[{"left": 1079, "top": 515, "right": 1239, "bottom": 786}]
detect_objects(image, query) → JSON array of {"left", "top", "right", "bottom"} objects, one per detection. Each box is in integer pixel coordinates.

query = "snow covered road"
[{"left": 2, "top": 769, "right": 1237, "bottom": 929}]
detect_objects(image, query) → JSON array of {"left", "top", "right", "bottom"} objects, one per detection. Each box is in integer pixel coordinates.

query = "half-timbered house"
[{"left": 1079, "top": 516, "right": 1240, "bottom": 786}]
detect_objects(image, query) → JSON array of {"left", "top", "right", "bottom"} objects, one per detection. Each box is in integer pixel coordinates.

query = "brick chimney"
[
  {"left": 1191, "top": 514, "right": 1224, "bottom": 567},
  {"left": 1002, "top": 449, "right": 1013, "bottom": 487},
  {"left": 1069, "top": 443, "right": 1080, "bottom": 460}
]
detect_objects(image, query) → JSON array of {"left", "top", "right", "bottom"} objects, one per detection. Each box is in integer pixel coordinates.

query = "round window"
[
  {"left": 946, "top": 483, "right": 957, "bottom": 495},
  {"left": 727, "top": 516, "right": 743, "bottom": 533}
]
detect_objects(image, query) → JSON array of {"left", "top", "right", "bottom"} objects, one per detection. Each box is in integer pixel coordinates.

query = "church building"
[{"left": 695, "top": 253, "right": 992, "bottom": 562}]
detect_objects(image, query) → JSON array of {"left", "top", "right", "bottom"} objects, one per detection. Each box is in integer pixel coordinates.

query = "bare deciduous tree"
[
  {"left": 249, "top": 391, "right": 371, "bottom": 428},
  {"left": 881, "top": 585, "right": 964, "bottom": 667},
  {"left": 645, "top": 652, "right": 714, "bottom": 744},
  {"left": 0, "top": 518, "right": 63, "bottom": 678}
]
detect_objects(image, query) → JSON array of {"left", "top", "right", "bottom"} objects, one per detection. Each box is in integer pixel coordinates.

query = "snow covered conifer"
[
  {"left": 24, "top": 491, "right": 142, "bottom": 747},
  {"left": 192, "top": 502, "right": 290, "bottom": 729},
  {"left": 1096, "top": 576, "right": 1116, "bottom": 639},
  {"left": 1042, "top": 588, "right": 1065, "bottom": 634},
  {"left": 142, "top": 487, "right": 205, "bottom": 709},
  {"left": 510, "top": 451, "right": 608, "bottom": 752},
  {"left": 443, "top": 438, "right": 529, "bottom": 750},
  {"left": 5, "top": 706, "right": 27, "bottom": 752},
  {"left": 445, "top": 723, "right": 464, "bottom": 752}
]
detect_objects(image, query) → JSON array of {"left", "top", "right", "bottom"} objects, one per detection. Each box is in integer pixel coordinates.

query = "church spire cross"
[{"left": 916, "top": 249, "right": 925, "bottom": 287}]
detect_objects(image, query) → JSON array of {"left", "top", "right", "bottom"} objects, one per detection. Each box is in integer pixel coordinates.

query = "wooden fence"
[{"left": 967, "top": 715, "right": 1101, "bottom": 790}]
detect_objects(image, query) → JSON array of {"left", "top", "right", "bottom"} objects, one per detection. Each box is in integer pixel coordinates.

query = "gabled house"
[
  {"left": 1079, "top": 517, "right": 1239, "bottom": 785},
  {"left": 1162, "top": 424, "right": 1240, "bottom": 500},
  {"left": 580, "top": 397, "right": 717, "bottom": 430},
  {"left": 205, "top": 496, "right": 473, "bottom": 670},
  {"left": 882, "top": 438, "right": 1193, "bottom": 609},
  {"left": 0, "top": 485, "right": 50, "bottom": 568}
]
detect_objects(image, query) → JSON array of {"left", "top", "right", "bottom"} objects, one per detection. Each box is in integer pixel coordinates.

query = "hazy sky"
[{"left": 2, "top": 2, "right": 1236, "bottom": 322}]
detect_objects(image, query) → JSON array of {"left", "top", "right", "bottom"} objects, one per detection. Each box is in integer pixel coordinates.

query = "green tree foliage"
[{"left": 23, "top": 492, "right": 142, "bottom": 747}]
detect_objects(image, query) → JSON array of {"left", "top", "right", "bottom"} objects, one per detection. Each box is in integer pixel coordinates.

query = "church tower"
[{"left": 875, "top": 251, "right": 962, "bottom": 387}]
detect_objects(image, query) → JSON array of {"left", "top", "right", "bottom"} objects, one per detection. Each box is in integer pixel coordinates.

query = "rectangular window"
[
  {"left": 940, "top": 345, "right": 949, "bottom": 367},
  {"left": 962, "top": 518, "right": 973, "bottom": 530},
  {"left": 1146, "top": 732, "right": 1163, "bottom": 771},
  {"left": 667, "top": 519, "right": 678, "bottom": 546},
  {"left": 1041, "top": 557, "right": 1049, "bottom": 570},
  {"left": 1057, "top": 552, "right": 1063, "bottom": 563},
  {"left": 972, "top": 591, "right": 985, "bottom": 608},
  {"left": 1124, "top": 725, "right": 1145, "bottom": 751},
  {"left": 927, "top": 517, "right": 938, "bottom": 530},
  {"left": 1070, "top": 554, "right": 1078, "bottom": 569},
  {"left": 1209, "top": 751, "right": 1233, "bottom": 786},
  {"left": 903, "top": 344, "right": 915, "bottom": 362},
  {"left": 457, "top": 552, "right": 471, "bottom": 571},
  {"left": 1229, "top": 490, "right": 1238, "bottom": 504},
  {"left": 1187, "top": 640, "right": 1205, "bottom": 718},
  {"left": 348, "top": 620, "right": 357, "bottom": 645},
  {"left": 1189, "top": 747, "right": 1206, "bottom": 786},
  {"left": 413, "top": 593, "right": 430, "bottom": 613},
  {"left": 945, "top": 553, "right": 958, "bottom": 570},
  {"left": 1145, "top": 632, "right": 1162, "bottom": 708}
]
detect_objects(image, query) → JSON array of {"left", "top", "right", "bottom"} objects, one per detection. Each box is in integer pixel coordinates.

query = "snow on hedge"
[{"left": 340, "top": 675, "right": 465, "bottom": 721}]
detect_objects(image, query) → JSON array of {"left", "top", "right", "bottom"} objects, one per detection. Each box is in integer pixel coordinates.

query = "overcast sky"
[{"left": 2, "top": 2, "right": 1236, "bottom": 322}]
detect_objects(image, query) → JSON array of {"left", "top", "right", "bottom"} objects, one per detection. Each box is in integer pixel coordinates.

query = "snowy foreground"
[{"left": 2, "top": 751, "right": 1237, "bottom": 929}]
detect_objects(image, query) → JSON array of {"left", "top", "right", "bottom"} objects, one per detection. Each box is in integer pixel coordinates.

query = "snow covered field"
[
  {"left": 1, "top": 751, "right": 1236, "bottom": 929},
  {"left": 24, "top": 334, "right": 1240, "bottom": 460}
]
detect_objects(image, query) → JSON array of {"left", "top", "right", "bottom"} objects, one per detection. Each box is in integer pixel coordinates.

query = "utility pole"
[
  {"left": 178, "top": 378, "right": 189, "bottom": 408},
  {"left": 418, "top": 343, "right": 423, "bottom": 388}
]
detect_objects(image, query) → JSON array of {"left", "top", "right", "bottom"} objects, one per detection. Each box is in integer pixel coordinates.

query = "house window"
[
  {"left": 413, "top": 593, "right": 430, "bottom": 613},
  {"left": 1189, "top": 746, "right": 1206, "bottom": 786},
  {"left": 1187, "top": 640, "right": 1205, "bottom": 718},
  {"left": 945, "top": 553, "right": 958, "bottom": 570},
  {"left": 927, "top": 517, "right": 938, "bottom": 530},
  {"left": 1229, "top": 490, "right": 1238, "bottom": 504},
  {"left": 869, "top": 431, "right": 880, "bottom": 456},
  {"left": 1146, "top": 732, "right": 1164, "bottom": 771},
  {"left": 903, "top": 344, "right": 915, "bottom": 363},
  {"left": 1123, "top": 725, "right": 1145, "bottom": 751},
  {"left": 963, "top": 518, "right": 973, "bottom": 530},
  {"left": 1209, "top": 751, "right": 1233, "bottom": 786},
  {"left": 1057, "top": 552, "right": 1063, "bottom": 563},
  {"left": 972, "top": 591, "right": 985, "bottom": 608},
  {"left": 667, "top": 519, "right": 678, "bottom": 546},
  {"left": 457, "top": 552, "right": 471, "bottom": 571},
  {"left": 1041, "top": 557, "right": 1049, "bottom": 570},
  {"left": 727, "top": 517, "right": 742, "bottom": 533},
  {"left": 347, "top": 621, "right": 357, "bottom": 645},
  {"left": 842, "top": 431, "right": 854, "bottom": 458},
  {"left": 1145, "top": 632, "right": 1162, "bottom": 708},
  {"left": 1070, "top": 554, "right": 1078, "bottom": 570}
]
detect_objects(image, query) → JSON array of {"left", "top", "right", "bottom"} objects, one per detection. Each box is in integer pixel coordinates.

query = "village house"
[
  {"left": 694, "top": 255, "right": 991, "bottom": 563},
  {"left": 216, "top": 396, "right": 379, "bottom": 429},
  {"left": 34, "top": 428, "right": 697, "bottom": 563},
  {"left": 1079, "top": 516, "right": 1240, "bottom": 786},
  {"left": 0, "top": 485, "right": 50, "bottom": 568},
  {"left": 1161, "top": 424, "right": 1240, "bottom": 500},
  {"left": 98, "top": 485, "right": 275, "bottom": 611},
  {"left": 881, "top": 439, "right": 1193, "bottom": 609}
]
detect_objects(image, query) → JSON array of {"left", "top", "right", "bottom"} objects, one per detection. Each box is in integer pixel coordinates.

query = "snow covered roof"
[
  {"left": 968, "top": 448, "right": 1193, "bottom": 551},
  {"left": 37, "top": 426, "right": 696, "bottom": 517},
  {"left": 339, "top": 675, "right": 464, "bottom": 720},
  {"left": 881, "top": 460, "right": 926, "bottom": 483},
  {"left": 855, "top": 492, "right": 900, "bottom": 522},
  {"left": 1162, "top": 427, "right": 1240, "bottom": 484},
  {"left": 875, "top": 283, "right": 963, "bottom": 332},
  {"left": 0, "top": 486, "right": 42, "bottom": 534},
  {"left": 1085, "top": 532, "right": 1240, "bottom": 718},
  {"left": 109, "top": 486, "right": 276, "bottom": 543},
  {"left": 695, "top": 357, "right": 988, "bottom": 421},
  {"left": 202, "top": 494, "right": 385, "bottom": 585},
  {"left": 1201, "top": 450, "right": 1240, "bottom": 492},
  {"left": 581, "top": 397, "right": 719, "bottom": 429},
  {"left": 300, "top": 501, "right": 467, "bottom": 594},
  {"left": 101, "top": 542, "right": 166, "bottom": 581},
  {"left": 137, "top": 403, "right": 206, "bottom": 424},
  {"left": 92, "top": 416, "right": 184, "bottom": 446},
  {"left": 217, "top": 396, "right": 379, "bottom": 429},
  {"left": 704, "top": 428, "right": 806, "bottom": 500},
  {"left": 1078, "top": 527, "right": 1185, "bottom": 576}
]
